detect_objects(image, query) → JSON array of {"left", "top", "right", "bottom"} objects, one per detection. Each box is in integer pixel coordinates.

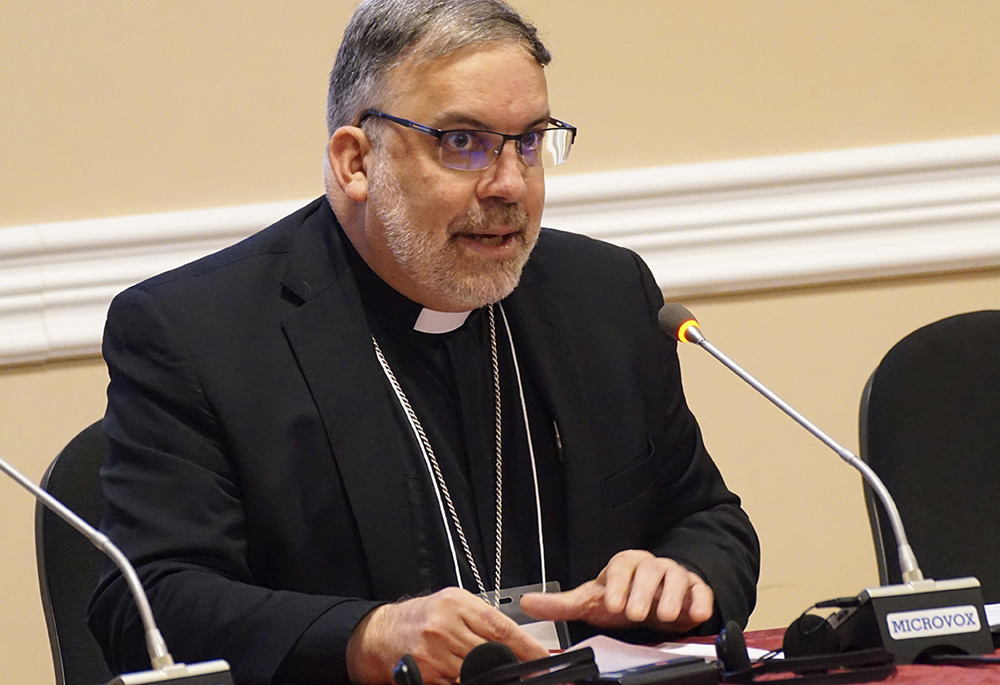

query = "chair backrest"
[
  {"left": 859, "top": 310, "right": 1000, "bottom": 603},
  {"left": 35, "top": 421, "right": 114, "bottom": 685}
]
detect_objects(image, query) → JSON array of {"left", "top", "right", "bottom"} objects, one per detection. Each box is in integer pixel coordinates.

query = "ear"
[{"left": 328, "top": 126, "right": 371, "bottom": 203}]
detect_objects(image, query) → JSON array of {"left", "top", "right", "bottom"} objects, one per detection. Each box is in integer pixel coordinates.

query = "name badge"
[{"left": 478, "top": 581, "right": 570, "bottom": 650}]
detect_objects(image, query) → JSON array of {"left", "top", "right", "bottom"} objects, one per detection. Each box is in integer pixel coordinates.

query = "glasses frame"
[{"left": 359, "top": 109, "right": 577, "bottom": 170}]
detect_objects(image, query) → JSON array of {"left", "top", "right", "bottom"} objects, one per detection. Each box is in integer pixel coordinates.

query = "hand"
[
  {"left": 519, "top": 550, "right": 714, "bottom": 634},
  {"left": 345, "top": 587, "right": 549, "bottom": 685}
]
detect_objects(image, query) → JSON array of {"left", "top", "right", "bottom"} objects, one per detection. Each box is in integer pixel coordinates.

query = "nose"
[{"left": 477, "top": 139, "right": 529, "bottom": 203}]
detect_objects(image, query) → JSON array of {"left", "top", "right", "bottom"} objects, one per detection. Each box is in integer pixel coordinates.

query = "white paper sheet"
[{"left": 569, "top": 634, "right": 773, "bottom": 674}]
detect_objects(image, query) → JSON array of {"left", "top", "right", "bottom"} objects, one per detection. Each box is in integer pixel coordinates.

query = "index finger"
[{"left": 463, "top": 602, "right": 550, "bottom": 662}]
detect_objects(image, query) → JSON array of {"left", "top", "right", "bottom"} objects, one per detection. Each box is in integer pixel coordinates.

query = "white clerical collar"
[{"left": 413, "top": 308, "right": 473, "bottom": 334}]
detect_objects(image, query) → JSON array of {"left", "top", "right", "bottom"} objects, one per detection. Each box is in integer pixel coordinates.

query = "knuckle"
[
  {"left": 437, "top": 586, "right": 463, "bottom": 601},
  {"left": 613, "top": 549, "right": 647, "bottom": 564},
  {"left": 410, "top": 645, "right": 434, "bottom": 664},
  {"left": 481, "top": 608, "right": 517, "bottom": 639},
  {"left": 432, "top": 587, "right": 466, "bottom": 611}
]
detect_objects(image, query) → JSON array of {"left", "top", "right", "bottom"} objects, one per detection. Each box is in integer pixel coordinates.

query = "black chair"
[
  {"left": 35, "top": 421, "right": 114, "bottom": 685},
  {"left": 859, "top": 310, "right": 1000, "bottom": 604}
]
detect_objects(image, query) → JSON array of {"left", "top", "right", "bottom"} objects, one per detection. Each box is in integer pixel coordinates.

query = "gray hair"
[{"left": 326, "top": 0, "right": 551, "bottom": 136}]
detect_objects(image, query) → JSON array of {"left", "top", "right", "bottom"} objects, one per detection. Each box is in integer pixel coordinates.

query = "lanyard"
[{"left": 372, "top": 302, "right": 547, "bottom": 598}]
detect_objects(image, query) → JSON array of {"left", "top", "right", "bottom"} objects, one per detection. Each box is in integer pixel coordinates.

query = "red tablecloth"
[{"left": 736, "top": 628, "right": 1000, "bottom": 684}]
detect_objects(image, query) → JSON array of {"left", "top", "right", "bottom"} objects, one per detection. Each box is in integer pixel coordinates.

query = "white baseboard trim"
[{"left": 3, "top": 134, "right": 1000, "bottom": 365}]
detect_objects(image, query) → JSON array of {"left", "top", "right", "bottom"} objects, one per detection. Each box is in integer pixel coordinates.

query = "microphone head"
[
  {"left": 658, "top": 302, "right": 701, "bottom": 343},
  {"left": 460, "top": 641, "right": 519, "bottom": 684},
  {"left": 393, "top": 653, "right": 423, "bottom": 685}
]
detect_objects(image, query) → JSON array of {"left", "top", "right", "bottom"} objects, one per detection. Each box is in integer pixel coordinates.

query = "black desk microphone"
[
  {"left": 460, "top": 642, "right": 520, "bottom": 682},
  {"left": 658, "top": 303, "right": 992, "bottom": 664},
  {"left": 394, "top": 642, "right": 597, "bottom": 685}
]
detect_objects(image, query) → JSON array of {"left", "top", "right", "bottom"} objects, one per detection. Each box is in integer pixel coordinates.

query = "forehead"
[{"left": 383, "top": 42, "right": 550, "bottom": 130}]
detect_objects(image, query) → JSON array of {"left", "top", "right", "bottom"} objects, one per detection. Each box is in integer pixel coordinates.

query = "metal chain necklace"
[{"left": 371, "top": 304, "right": 503, "bottom": 598}]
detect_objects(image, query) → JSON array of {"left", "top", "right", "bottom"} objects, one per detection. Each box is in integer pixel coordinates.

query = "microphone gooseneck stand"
[{"left": 1, "top": 453, "right": 233, "bottom": 684}]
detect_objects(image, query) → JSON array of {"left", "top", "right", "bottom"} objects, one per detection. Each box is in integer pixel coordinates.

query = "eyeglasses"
[{"left": 359, "top": 109, "right": 577, "bottom": 171}]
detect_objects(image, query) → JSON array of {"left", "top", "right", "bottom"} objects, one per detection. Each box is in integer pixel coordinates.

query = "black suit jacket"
[{"left": 90, "top": 198, "right": 758, "bottom": 684}]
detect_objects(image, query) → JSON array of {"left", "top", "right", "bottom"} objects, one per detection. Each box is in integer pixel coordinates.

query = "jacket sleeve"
[
  {"left": 89, "top": 286, "right": 378, "bottom": 685},
  {"left": 633, "top": 253, "right": 760, "bottom": 634}
]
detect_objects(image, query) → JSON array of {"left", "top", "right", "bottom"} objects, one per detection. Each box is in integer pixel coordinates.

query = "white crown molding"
[
  {"left": 542, "top": 134, "right": 1000, "bottom": 298},
  {"left": 3, "top": 135, "right": 1000, "bottom": 365},
  {"left": 0, "top": 201, "right": 305, "bottom": 366}
]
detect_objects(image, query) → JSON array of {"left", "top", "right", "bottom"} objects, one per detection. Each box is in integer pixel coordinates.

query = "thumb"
[{"left": 519, "top": 585, "right": 591, "bottom": 621}]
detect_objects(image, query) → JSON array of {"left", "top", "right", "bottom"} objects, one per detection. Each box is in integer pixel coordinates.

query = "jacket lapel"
[
  {"left": 503, "top": 262, "right": 611, "bottom": 586},
  {"left": 278, "top": 204, "right": 422, "bottom": 600}
]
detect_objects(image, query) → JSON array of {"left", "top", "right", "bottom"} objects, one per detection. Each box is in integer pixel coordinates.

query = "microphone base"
[
  {"left": 107, "top": 659, "right": 233, "bottom": 684},
  {"left": 828, "top": 577, "right": 991, "bottom": 664}
]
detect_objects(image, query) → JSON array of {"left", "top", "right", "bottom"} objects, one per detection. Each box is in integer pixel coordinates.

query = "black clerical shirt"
[{"left": 345, "top": 239, "right": 568, "bottom": 593}]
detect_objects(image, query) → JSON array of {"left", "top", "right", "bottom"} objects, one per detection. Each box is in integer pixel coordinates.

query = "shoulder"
[
  {"left": 105, "top": 197, "right": 338, "bottom": 340},
  {"left": 526, "top": 227, "right": 659, "bottom": 305},
  {"left": 133, "top": 197, "right": 332, "bottom": 296},
  {"left": 533, "top": 227, "right": 636, "bottom": 263}
]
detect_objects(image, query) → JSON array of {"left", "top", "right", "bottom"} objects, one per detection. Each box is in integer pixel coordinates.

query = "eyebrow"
[{"left": 434, "top": 111, "right": 553, "bottom": 133}]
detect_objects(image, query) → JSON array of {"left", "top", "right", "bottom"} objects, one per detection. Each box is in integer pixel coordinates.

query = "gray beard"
[{"left": 371, "top": 165, "right": 536, "bottom": 310}]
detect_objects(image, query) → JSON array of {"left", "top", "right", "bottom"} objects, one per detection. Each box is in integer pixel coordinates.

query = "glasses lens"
[
  {"left": 438, "top": 126, "right": 574, "bottom": 170},
  {"left": 517, "top": 130, "right": 544, "bottom": 167},
  {"left": 440, "top": 131, "right": 499, "bottom": 170},
  {"left": 536, "top": 128, "right": 573, "bottom": 168}
]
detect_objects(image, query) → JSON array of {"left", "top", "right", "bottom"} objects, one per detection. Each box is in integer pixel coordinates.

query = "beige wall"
[
  {"left": 0, "top": 360, "right": 109, "bottom": 677},
  {"left": 5, "top": 1, "right": 1000, "bottom": 225},
  {"left": 3, "top": 1, "right": 1000, "bottom": 681}
]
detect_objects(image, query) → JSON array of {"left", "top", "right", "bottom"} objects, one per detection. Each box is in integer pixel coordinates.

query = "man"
[{"left": 90, "top": 1, "right": 759, "bottom": 684}]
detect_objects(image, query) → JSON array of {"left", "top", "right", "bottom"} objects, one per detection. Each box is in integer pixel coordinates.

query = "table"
[{"left": 740, "top": 628, "right": 1000, "bottom": 683}]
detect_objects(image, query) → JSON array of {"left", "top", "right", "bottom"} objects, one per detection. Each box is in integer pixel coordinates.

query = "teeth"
[{"left": 474, "top": 235, "right": 504, "bottom": 246}]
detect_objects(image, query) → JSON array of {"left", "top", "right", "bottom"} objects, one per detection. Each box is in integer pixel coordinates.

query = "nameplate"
[{"left": 886, "top": 604, "right": 982, "bottom": 641}]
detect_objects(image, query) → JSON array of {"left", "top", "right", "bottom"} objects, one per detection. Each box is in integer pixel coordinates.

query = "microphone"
[
  {"left": 391, "top": 653, "right": 422, "bottom": 685},
  {"left": 458, "top": 642, "right": 598, "bottom": 685},
  {"left": 658, "top": 303, "right": 993, "bottom": 664},
  {"left": 659, "top": 304, "right": 923, "bottom": 582},
  {"left": 0, "top": 453, "right": 232, "bottom": 684},
  {"left": 392, "top": 642, "right": 595, "bottom": 685},
  {"left": 392, "top": 644, "right": 518, "bottom": 685},
  {"left": 460, "top": 642, "right": 519, "bottom": 683}
]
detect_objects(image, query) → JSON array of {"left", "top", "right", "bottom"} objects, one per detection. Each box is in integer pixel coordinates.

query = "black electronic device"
[
  {"left": 716, "top": 621, "right": 894, "bottom": 684},
  {"left": 464, "top": 646, "right": 598, "bottom": 685},
  {"left": 393, "top": 641, "right": 598, "bottom": 685},
  {"left": 589, "top": 657, "right": 720, "bottom": 685},
  {"left": 787, "top": 582, "right": 992, "bottom": 664}
]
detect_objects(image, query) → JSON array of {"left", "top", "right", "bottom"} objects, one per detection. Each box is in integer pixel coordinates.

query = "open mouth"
[
  {"left": 460, "top": 232, "right": 516, "bottom": 247},
  {"left": 473, "top": 234, "right": 508, "bottom": 247}
]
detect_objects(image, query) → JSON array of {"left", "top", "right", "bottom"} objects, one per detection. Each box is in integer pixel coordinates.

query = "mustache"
[{"left": 453, "top": 201, "right": 530, "bottom": 233}]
